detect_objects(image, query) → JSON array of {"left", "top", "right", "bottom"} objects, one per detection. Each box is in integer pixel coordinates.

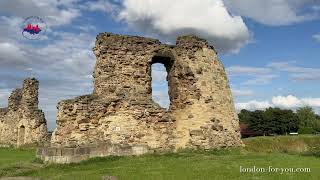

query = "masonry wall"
[
  {"left": 0, "top": 78, "right": 48, "bottom": 146},
  {"left": 50, "top": 33, "right": 242, "bottom": 152},
  {"left": 37, "top": 144, "right": 150, "bottom": 164}
]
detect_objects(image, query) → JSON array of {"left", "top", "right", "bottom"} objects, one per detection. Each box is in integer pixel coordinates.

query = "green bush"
[
  {"left": 303, "top": 146, "right": 320, "bottom": 157},
  {"left": 298, "top": 127, "right": 316, "bottom": 134}
]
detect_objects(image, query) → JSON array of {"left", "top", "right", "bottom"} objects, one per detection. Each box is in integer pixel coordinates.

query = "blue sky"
[{"left": 0, "top": 0, "right": 320, "bottom": 130}]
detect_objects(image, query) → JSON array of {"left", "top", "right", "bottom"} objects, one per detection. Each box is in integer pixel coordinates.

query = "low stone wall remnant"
[{"left": 37, "top": 144, "right": 150, "bottom": 163}]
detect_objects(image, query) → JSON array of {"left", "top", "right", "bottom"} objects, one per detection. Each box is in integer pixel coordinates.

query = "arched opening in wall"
[
  {"left": 151, "top": 55, "right": 174, "bottom": 109},
  {"left": 18, "top": 125, "right": 25, "bottom": 145}
]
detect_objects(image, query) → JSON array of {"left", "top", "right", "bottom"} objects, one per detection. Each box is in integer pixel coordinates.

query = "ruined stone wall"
[
  {"left": 51, "top": 33, "right": 242, "bottom": 152},
  {"left": 37, "top": 144, "right": 150, "bottom": 164},
  {"left": 0, "top": 78, "right": 48, "bottom": 146},
  {"left": 0, "top": 108, "right": 7, "bottom": 142},
  {"left": 8, "top": 89, "right": 22, "bottom": 111},
  {"left": 172, "top": 36, "right": 241, "bottom": 149}
]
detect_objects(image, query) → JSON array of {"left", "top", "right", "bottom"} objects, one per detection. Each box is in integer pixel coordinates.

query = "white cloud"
[
  {"left": 152, "top": 90, "right": 170, "bottom": 108},
  {"left": 78, "top": 24, "right": 97, "bottom": 32},
  {"left": 268, "top": 61, "right": 320, "bottom": 81},
  {"left": 0, "top": 0, "right": 81, "bottom": 27},
  {"left": 228, "top": 62, "right": 320, "bottom": 86},
  {"left": 224, "top": 0, "right": 319, "bottom": 26},
  {"left": 272, "top": 95, "right": 320, "bottom": 108},
  {"left": 313, "top": 5, "right": 320, "bottom": 11},
  {"left": 227, "top": 65, "right": 277, "bottom": 85},
  {"left": 0, "top": 42, "right": 29, "bottom": 68},
  {"left": 272, "top": 95, "right": 302, "bottom": 108},
  {"left": 0, "top": 0, "right": 99, "bottom": 130},
  {"left": 236, "top": 100, "right": 272, "bottom": 111},
  {"left": 232, "top": 89, "right": 254, "bottom": 97},
  {"left": 0, "top": 27, "right": 95, "bottom": 130},
  {"left": 267, "top": 61, "right": 295, "bottom": 69},
  {"left": 244, "top": 74, "right": 278, "bottom": 85},
  {"left": 104, "top": 0, "right": 250, "bottom": 53},
  {"left": 236, "top": 95, "right": 320, "bottom": 113},
  {"left": 227, "top": 66, "right": 270, "bottom": 75},
  {"left": 0, "top": 16, "right": 25, "bottom": 42},
  {"left": 152, "top": 64, "right": 168, "bottom": 83},
  {"left": 267, "top": 61, "right": 317, "bottom": 73},
  {"left": 301, "top": 98, "right": 320, "bottom": 107},
  {"left": 85, "top": 0, "right": 119, "bottom": 14},
  {"left": 313, "top": 33, "right": 320, "bottom": 42},
  {"left": 45, "top": 9, "right": 80, "bottom": 27}
]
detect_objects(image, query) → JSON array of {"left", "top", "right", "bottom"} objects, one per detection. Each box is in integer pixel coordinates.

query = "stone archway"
[{"left": 18, "top": 125, "right": 25, "bottom": 146}]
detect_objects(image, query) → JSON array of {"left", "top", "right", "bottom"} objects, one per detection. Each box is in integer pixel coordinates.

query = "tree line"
[{"left": 238, "top": 106, "right": 320, "bottom": 136}]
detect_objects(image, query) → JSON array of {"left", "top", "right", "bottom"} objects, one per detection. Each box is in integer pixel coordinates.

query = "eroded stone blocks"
[
  {"left": 50, "top": 33, "right": 242, "bottom": 153},
  {"left": 0, "top": 78, "right": 48, "bottom": 146}
]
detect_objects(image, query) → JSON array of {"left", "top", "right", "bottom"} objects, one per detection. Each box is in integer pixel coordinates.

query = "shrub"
[{"left": 298, "top": 127, "right": 316, "bottom": 134}]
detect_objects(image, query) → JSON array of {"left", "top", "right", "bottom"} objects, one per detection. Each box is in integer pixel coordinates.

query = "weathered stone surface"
[
  {"left": 49, "top": 33, "right": 242, "bottom": 156},
  {"left": 37, "top": 144, "right": 150, "bottom": 163},
  {"left": 0, "top": 78, "right": 48, "bottom": 146}
]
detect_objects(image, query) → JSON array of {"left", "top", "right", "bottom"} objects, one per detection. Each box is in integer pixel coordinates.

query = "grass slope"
[
  {"left": 244, "top": 135, "right": 320, "bottom": 154},
  {"left": 0, "top": 135, "right": 319, "bottom": 180}
]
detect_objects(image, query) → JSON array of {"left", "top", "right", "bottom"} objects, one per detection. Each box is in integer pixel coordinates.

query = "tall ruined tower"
[
  {"left": 0, "top": 78, "right": 48, "bottom": 146},
  {"left": 21, "top": 78, "right": 39, "bottom": 110},
  {"left": 51, "top": 33, "right": 242, "bottom": 150}
]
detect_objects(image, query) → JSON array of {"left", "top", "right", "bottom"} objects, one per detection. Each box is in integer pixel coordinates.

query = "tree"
[
  {"left": 238, "top": 109, "right": 252, "bottom": 123},
  {"left": 313, "top": 114, "right": 320, "bottom": 132},
  {"left": 296, "top": 106, "right": 317, "bottom": 128},
  {"left": 263, "top": 107, "right": 298, "bottom": 135},
  {"left": 296, "top": 106, "right": 320, "bottom": 134},
  {"left": 238, "top": 107, "right": 299, "bottom": 136},
  {"left": 277, "top": 109, "right": 299, "bottom": 134},
  {"left": 248, "top": 110, "right": 271, "bottom": 136}
]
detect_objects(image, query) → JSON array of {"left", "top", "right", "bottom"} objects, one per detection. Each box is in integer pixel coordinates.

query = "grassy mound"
[{"left": 243, "top": 135, "right": 320, "bottom": 156}]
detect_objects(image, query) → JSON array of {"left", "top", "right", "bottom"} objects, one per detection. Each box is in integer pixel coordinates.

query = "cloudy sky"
[{"left": 0, "top": 0, "right": 320, "bottom": 130}]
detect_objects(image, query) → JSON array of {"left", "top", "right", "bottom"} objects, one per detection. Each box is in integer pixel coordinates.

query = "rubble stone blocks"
[
  {"left": 0, "top": 78, "right": 48, "bottom": 146},
  {"left": 45, "top": 33, "right": 242, "bottom": 163}
]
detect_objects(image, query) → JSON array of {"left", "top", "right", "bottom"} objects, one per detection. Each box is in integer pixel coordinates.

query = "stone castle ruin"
[
  {"left": 0, "top": 78, "right": 48, "bottom": 146},
  {"left": 37, "top": 33, "right": 242, "bottom": 163}
]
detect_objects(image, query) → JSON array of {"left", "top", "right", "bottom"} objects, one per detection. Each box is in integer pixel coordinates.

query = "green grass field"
[{"left": 0, "top": 135, "right": 319, "bottom": 180}]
